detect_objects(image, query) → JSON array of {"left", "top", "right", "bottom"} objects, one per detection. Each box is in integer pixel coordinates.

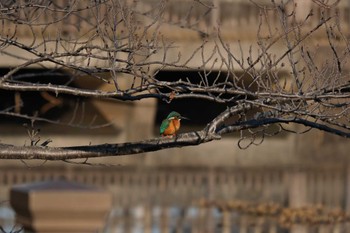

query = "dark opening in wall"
[
  {"left": 154, "top": 70, "right": 289, "bottom": 138},
  {"left": 154, "top": 70, "right": 247, "bottom": 134},
  {"left": 0, "top": 68, "right": 74, "bottom": 123},
  {"left": 0, "top": 68, "right": 116, "bottom": 135}
]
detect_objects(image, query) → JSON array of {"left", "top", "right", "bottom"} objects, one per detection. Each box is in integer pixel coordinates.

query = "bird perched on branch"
[{"left": 160, "top": 111, "right": 188, "bottom": 137}]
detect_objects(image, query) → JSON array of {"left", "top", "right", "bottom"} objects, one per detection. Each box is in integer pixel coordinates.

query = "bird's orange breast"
[{"left": 163, "top": 119, "right": 180, "bottom": 135}]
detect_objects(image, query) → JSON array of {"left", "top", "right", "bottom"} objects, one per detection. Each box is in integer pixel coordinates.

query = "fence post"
[
  {"left": 346, "top": 165, "right": 350, "bottom": 212},
  {"left": 10, "top": 180, "right": 112, "bottom": 233},
  {"left": 288, "top": 170, "right": 308, "bottom": 233}
]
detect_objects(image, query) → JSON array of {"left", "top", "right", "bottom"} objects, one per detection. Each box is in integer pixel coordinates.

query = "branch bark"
[{"left": 1, "top": 103, "right": 349, "bottom": 160}]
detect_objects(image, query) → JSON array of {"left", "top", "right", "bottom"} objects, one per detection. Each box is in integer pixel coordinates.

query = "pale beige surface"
[{"left": 10, "top": 180, "right": 112, "bottom": 233}]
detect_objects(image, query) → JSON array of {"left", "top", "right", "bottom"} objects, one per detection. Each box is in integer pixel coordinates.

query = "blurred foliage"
[{"left": 197, "top": 199, "right": 349, "bottom": 227}]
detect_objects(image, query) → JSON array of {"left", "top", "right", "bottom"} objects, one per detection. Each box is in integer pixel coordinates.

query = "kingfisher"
[{"left": 160, "top": 111, "right": 188, "bottom": 137}]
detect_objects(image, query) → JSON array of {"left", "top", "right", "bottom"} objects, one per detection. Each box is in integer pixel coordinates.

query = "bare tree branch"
[
  {"left": 0, "top": 0, "right": 350, "bottom": 159},
  {"left": 0, "top": 102, "right": 349, "bottom": 160}
]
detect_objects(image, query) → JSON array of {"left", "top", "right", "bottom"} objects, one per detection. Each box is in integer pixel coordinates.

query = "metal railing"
[
  {"left": 0, "top": 165, "right": 347, "bottom": 208},
  {"left": 0, "top": 165, "right": 349, "bottom": 232}
]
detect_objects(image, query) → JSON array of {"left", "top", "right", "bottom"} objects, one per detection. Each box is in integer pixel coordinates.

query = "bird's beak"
[{"left": 180, "top": 116, "right": 189, "bottom": 120}]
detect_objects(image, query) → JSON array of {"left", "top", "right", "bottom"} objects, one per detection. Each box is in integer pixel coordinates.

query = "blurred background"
[{"left": 1, "top": 0, "right": 350, "bottom": 232}]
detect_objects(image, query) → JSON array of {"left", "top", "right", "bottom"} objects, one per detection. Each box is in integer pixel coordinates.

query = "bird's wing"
[{"left": 160, "top": 119, "right": 169, "bottom": 135}]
